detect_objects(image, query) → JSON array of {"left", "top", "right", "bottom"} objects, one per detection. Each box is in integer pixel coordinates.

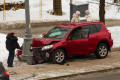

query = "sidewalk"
[{"left": 7, "top": 49, "right": 120, "bottom": 80}]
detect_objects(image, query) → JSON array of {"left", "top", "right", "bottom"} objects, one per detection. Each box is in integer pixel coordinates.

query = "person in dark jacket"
[{"left": 6, "top": 32, "right": 20, "bottom": 67}]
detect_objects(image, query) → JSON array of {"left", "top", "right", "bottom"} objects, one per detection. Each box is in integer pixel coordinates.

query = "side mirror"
[{"left": 68, "top": 36, "right": 72, "bottom": 40}]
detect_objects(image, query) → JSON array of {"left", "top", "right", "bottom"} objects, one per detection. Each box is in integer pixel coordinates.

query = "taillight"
[
  {"left": 106, "top": 30, "right": 111, "bottom": 34},
  {"left": 106, "top": 30, "right": 112, "bottom": 39},
  {"left": 4, "top": 71, "right": 9, "bottom": 76}
]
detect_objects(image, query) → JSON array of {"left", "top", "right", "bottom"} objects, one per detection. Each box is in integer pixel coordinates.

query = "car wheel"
[
  {"left": 95, "top": 43, "right": 108, "bottom": 59},
  {"left": 53, "top": 49, "right": 65, "bottom": 64}
]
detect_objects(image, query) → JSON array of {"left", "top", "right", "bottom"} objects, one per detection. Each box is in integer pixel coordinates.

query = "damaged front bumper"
[{"left": 31, "top": 47, "right": 53, "bottom": 63}]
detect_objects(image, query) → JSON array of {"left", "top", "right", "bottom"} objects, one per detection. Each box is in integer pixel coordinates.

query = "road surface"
[{"left": 52, "top": 68, "right": 120, "bottom": 80}]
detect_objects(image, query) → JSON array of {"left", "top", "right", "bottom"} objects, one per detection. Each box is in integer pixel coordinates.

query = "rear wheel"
[
  {"left": 53, "top": 49, "right": 65, "bottom": 64},
  {"left": 95, "top": 43, "right": 108, "bottom": 59}
]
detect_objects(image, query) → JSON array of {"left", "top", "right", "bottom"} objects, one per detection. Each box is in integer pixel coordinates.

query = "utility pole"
[
  {"left": 70, "top": 0, "right": 73, "bottom": 21},
  {"left": 3, "top": 0, "right": 6, "bottom": 20},
  {"left": 39, "top": 0, "right": 42, "bottom": 18},
  {"left": 21, "top": 0, "right": 33, "bottom": 65}
]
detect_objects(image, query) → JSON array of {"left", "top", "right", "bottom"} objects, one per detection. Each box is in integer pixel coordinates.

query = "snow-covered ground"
[
  {"left": 108, "top": 26, "right": 120, "bottom": 48},
  {"left": 0, "top": 0, "right": 24, "bottom": 5},
  {"left": 0, "top": 26, "right": 120, "bottom": 62},
  {"left": 0, "top": 0, "right": 120, "bottom": 23}
]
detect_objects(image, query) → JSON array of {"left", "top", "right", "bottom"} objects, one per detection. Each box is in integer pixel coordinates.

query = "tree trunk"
[
  {"left": 53, "top": 0, "right": 62, "bottom": 15},
  {"left": 99, "top": 0, "right": 105, "bottom": 23},
  {"left": 114, "top": 0, "right": 119, "bottom": 3}
]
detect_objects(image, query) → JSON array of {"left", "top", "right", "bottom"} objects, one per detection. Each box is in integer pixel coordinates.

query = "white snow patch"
[
  {"left": 0, "top": 0, "right": 24, "bottom": 4},
  {"left": 107, "top": 26, "right": 120, "bottom": 48}
]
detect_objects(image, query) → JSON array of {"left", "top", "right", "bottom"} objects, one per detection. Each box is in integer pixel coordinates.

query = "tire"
[
  {"left": 95, "top": 43, "right": 108, "bottom": 59},
  {"left": 53, "top": 49, "right": 65, "bottom": 64}
]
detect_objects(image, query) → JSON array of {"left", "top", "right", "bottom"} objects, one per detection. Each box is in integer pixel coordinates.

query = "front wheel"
[
  {"left": 53, "top": 49, "right": 65, "bottom": 64},
  {"left": 95, "top": 43, "right": 108, "bottom": 59}
]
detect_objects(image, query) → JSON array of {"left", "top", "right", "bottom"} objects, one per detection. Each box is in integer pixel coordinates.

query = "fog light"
[{"left": 46, "top": 52, "right": 50, "bottom": 58}]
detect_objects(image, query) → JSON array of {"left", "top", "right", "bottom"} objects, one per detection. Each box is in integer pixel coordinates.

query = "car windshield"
[{"left": 45, "top": 27, "right": 70, "bottom": 39}]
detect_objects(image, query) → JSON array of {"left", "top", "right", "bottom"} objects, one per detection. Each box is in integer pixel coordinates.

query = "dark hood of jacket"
[
  {"left": 6, "top": 33, "right": 18, "bottom": 41},
  {"left": 6, "top": 33, "right": 20, "bottom": 51}
]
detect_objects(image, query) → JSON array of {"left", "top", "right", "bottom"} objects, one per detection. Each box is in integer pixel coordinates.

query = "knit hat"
[
  {"left": 76, "top": 11, "right": 80, "bottom": 16},
  {"left": 85, "top": 10, "right": 90, "bottom": 14},
  {"left": 11, "top": 32, "right": 15, "bottom": 36}
]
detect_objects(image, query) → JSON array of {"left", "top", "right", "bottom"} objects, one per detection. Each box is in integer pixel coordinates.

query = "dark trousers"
[{"left": 7, "top": 51, "right": 15, "bottom": 66}]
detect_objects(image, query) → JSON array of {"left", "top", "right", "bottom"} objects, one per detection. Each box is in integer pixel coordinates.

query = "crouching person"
[
  {"left": 85, "top": 10, "right": 94, "bottom": 22},
  {"left": 71, "top": 11, "right": 80, "bottom": 22},
  {"left": 6, "top": 32, "right": 20, "bottom": 67}
]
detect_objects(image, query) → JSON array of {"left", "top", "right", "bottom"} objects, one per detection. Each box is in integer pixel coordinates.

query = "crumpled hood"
[{"left": 32, "top": 37, "right": 61, "bottom": 47}]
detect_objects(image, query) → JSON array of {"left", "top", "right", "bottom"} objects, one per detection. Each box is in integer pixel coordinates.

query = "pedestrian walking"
[
  {"left": 6, "top": 32, "right": 20, "bottom": 67},
  {"left": 85, "top": 10, "right": 94, "bottom": 22},
  {"left": 71, "top": 11, "right": 80, "bottom": 22}
]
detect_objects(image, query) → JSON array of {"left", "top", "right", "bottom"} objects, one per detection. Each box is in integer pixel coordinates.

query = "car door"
[
  {"left": 83, "top": 24, "right": 101, "bottom": 52},
  {"left": 66, "top": 27, "right": 90, "bottom": 55}
]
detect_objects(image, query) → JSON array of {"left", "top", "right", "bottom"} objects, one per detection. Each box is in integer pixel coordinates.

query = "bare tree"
[
  {"left": 99, "top": 0, "right": 105, "bottom": 23},
  {"left": 53, "top": 0, "right": 62, "bottom": 15},
  {"left": 114, "top": 0, "right": 120, "bottom": 3}
]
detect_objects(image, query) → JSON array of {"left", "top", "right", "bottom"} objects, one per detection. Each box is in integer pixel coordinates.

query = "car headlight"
[{"left": 41, "top": 45, "right": 53, "bottom": 51}]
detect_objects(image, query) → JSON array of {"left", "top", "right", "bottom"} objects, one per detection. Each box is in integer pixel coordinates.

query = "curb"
[{"left": 41, "top": 66, "right": 120, "bottom": 80}]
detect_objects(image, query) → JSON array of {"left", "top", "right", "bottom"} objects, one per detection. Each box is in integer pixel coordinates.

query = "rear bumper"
[
  {"left": 109, "top": 39, "right": 113, "bottom": 48},
  {"left": 108, "top": 39, "right": 113, "bottom": 51}
]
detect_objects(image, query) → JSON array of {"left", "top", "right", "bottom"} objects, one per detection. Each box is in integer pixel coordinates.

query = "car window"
[
  {"left": 45, "top": 27, "right": 70, "bottom": 39},
  {"left": 70, "top": 28, "right": 83, "bottom": 40},
  {"left": 83, "top": 25, "right": 98, "bottom": 34},
  {"left": 95, "top": 24, "right": 101, "bottom": 32}
]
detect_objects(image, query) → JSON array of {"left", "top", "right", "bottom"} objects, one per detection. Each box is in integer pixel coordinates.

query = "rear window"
[{"left": 95, "top": 24, "right": 102, "bottom": 32}]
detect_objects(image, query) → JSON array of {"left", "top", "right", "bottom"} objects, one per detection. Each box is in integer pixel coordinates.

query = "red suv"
[{"left": 17, "top": 22, "right": 113, "bottom": 64}]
